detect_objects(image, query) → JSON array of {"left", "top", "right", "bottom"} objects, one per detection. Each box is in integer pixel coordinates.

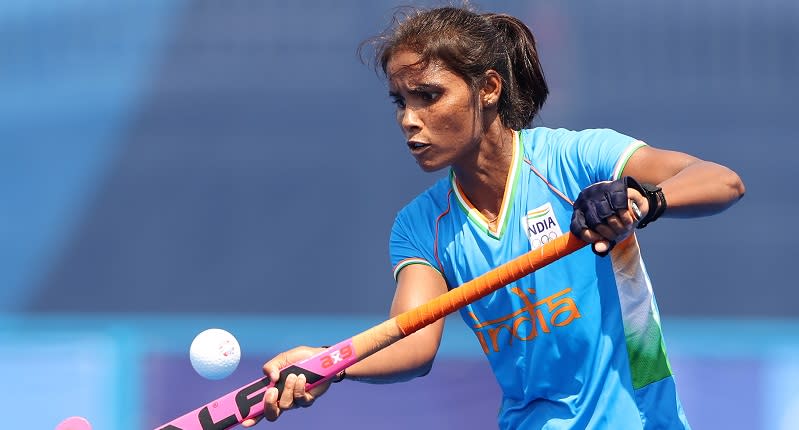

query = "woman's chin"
[{"left": 415, "top": 160, "right": 448, "bottom": 173}]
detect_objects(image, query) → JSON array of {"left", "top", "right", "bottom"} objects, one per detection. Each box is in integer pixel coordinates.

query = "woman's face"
[{"left": 386, "top": 50, "right": 482, "bottom": 172}]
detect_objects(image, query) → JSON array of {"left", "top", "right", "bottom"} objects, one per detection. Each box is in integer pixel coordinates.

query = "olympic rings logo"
[{"left": 528, "top": 230, "right": 558, "bottom": 249}]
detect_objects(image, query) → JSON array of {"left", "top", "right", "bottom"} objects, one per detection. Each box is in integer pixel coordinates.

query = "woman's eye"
[
  {"left": 389, "top": 90, "right": 438, "bottom": 108},
  {"left": 421, "top": 92, "right": 437, "bottom": 101},
  {"left": 418, "top": 91, "right": 439, "bottom": 103}
]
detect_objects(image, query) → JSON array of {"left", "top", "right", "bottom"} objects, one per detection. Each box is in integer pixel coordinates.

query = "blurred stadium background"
[{"left": 1, "top": 0, "right": 797, "bottom": 428}]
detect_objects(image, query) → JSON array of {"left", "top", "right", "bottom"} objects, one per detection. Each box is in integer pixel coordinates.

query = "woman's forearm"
[
  {"left": 623, "top": 146, "right": 745, "bottom": 219},
  {"left": 658, "top": 160, "right": 745, "bottom": 218},
  {"left": 343, "top": 319, "right": 444, "bottom": 383}
]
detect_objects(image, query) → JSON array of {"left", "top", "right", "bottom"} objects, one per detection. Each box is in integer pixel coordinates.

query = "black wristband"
[
  {"left": 624, "top": 176, "right": 667, "bottom": 229},
  {"left": 331, "top": 369, "right": 346, "bottom": 383}
]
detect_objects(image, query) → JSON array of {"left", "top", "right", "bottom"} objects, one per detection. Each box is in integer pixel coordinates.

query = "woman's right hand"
[{"left": 241, "top": 346, "right": 332, "bottom": 427}]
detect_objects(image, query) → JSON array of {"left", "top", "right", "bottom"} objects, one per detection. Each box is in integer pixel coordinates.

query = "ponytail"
[{"left": 484, "top": 13, "right": 549, "bottom": 129}]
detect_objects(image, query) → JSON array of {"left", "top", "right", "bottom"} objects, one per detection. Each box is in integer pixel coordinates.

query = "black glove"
[{"left": 570, "top": 177, "right": 632, "bottom": 256}]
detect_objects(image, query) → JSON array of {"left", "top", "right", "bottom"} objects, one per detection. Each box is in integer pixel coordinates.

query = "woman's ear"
[{"left": 480, "top": 70, "right": 503, "bottom": 108}]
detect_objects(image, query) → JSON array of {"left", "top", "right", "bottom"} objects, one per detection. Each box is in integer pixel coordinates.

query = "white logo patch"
[{"left": 522, "top": 202, "right": 563, "bottom": 250}]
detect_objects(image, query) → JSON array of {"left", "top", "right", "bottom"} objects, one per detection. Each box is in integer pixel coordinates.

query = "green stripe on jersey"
[
  {"left": 612, "top": 235, "right": 674, "bottom": 389},
  {"left": 625, "top": 316, "right": 673, "bottom": 389},
  {"left": 612, "top": 140, "right": 647, "bottom": 180},
  {"left": 393, "top": 258, "right": 436, "bottom": 281}
]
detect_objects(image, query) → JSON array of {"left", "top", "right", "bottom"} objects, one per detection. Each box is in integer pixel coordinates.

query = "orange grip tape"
[{"left": 395, "top": 232, "right": 587, "bottom": 336}]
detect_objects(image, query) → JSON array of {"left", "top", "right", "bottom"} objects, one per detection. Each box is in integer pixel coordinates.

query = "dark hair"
[{"left": 360, "top": 6, "right": 548, "bottom": 130}]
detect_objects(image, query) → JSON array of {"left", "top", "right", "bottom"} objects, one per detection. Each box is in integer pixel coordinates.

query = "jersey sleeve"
[
  {"left": 389, "top": 208, "right": 439, "bottom": 281},
  {"left": 562, "top": 129, "right": 647, "bottom": 183}
]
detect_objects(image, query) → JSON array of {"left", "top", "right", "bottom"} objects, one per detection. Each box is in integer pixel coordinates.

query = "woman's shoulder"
[
  {"left": 521, "top": 127, "right": 633, "bottom": 155},
  {"left": 521, "top": 126, "right": 626, "bottom": 141}
]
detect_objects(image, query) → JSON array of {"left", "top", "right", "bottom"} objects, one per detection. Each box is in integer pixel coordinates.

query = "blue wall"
[{"left": 2, "top": 0, "right": 797, "bottom": 316}]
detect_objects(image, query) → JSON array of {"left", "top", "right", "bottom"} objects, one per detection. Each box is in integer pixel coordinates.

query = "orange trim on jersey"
[
  {"left": 433, "top": 188, "right": 453, "bottom": 276},
  {"left": 451, "top": 131, "right": 520, "bottom": 235}
]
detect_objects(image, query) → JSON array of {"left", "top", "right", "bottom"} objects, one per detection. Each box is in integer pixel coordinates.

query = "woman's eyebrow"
[
  {"left": 388, "top": 82, "right": 443, "bottom": 97},
  {"left": 408, "top": 83, "right": 442, "bottom": 92}
]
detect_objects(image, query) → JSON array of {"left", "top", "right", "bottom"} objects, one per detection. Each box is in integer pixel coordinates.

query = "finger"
[
  {"left": 594, "top": 223, "right": 617, "bottom": 241},
  {"left": 265, "top": 365, "right": 281, "bottom": 385},
  {"left": 619, "top": 204, "right": 636, "bottom": 226},
  {"left": 293, "top": 373, "right": 306, "bottom": 398},
  {"left": 583, "top": 201, "right": 608, "bottom": 229},
  {"left": 578, "top": 228, "right": 604, "bottom": 244},
  {"left": 594, "top": 198, "right": 616, "bottom": 223},
  {"left": 627, "top": 190, "right": 648, "bottom": 220},
  {"left": 570, "top": 208, "right": 587, "bottom": 237},
  {"left": 294, "top": 374, "right": 314, "bottom": 407},
  {"left": 593, "top": 239, "right": 611, "bottom": 254},
  {"left": 603, "top": 214, "right": 627, "bottom": 235},
  {"left": 626, "top": 187, "right": 645, "bottom": 204},
  {"left": 263, "top": 355, "right": 288, "bottom": 382},
  {"left": 241, "top": 416, "right": 262, "bottom": 427},
  {"left": 278, "top": 373, "right": 298, "bottom": 409},
  {"left": 264, "top": 386, "right": 281, "bottom": 422}
]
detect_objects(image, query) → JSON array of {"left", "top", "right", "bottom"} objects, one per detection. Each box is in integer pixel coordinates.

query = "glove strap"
[{"left": 624, "top": 176, "right": 667, "bottom": 229}]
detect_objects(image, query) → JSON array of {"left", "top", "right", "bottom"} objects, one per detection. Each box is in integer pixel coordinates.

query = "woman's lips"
[{"left": 407, "top": 141, "right": 431, "bottom": 154}]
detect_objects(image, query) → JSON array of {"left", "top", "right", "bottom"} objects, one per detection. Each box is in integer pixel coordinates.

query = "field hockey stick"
[{"left": 156, "top": 232, "right": 588, "bottom": 430}]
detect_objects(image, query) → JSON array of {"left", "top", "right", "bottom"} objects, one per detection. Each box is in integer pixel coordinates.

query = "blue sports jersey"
[{"left": 390, "top": 128, "right": 690, "bottom": 429}]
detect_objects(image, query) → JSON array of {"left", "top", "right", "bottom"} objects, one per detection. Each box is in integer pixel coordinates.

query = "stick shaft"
[{"left": 395, "top": 232, "right": 586, "bottom": 335}]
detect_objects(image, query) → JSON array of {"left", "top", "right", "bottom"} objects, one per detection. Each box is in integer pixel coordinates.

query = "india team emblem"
[{"left": 522, "top": 202, "right": 563, "bottom": 250}]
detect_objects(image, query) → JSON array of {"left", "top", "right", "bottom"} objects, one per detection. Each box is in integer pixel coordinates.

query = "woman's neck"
[{"left": 452, "top": 127, "right": 516, "bottom": 225}]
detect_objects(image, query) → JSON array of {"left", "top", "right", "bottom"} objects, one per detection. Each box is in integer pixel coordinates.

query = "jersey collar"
[{"left": 450, "top": 130, "right": 523, "bottom": 240}]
